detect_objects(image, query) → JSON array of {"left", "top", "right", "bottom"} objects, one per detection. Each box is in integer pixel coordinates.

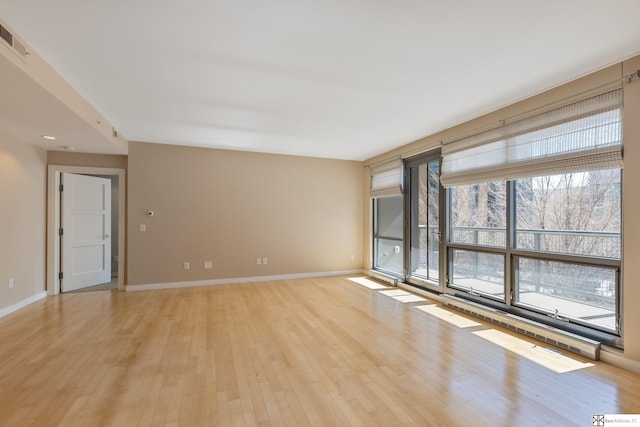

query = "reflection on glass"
[{"left": 410, "top": 161, "right": 440, "bottom": 282}]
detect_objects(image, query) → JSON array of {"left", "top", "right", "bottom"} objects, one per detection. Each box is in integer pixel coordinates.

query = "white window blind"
[
  {"left": 370, "top": 159, "right": 403, "bottom": 197},
  {"left": 440, "top": 89, "right": 623, "bottom": 187}
]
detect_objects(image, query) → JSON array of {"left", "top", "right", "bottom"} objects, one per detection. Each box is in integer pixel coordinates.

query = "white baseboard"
[
  {"left": 0, "top": 291, "right": 47, "bottom": 318},
  {"left": 125, "top": 269, "right": 365, "bottom": 292},
  {"left": 600, "top": 347, "right": 640, "bottom": 374}
]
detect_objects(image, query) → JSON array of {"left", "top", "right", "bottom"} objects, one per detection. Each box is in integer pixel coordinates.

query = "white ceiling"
[{"left": 2, "top": 1, "right": 640, "bottom": 160}]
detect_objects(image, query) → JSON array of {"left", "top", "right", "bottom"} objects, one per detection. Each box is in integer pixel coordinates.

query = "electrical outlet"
[
  {"left": 184, "top": 261, "right": 190, "bottom": 270},
  {"left": 256, "top": 258, "right": 262, "bottom": 265},
  {"left": 262, "top": 258, "right": 268, "bottom": 265},
  {"left": 8, "top": 278, "right": 14, "bottom": 289},
  {"left": 350, "top": 254, "right": 355, "bottom": 261},
  {"left": 204, "top": 261, "right": 213, "bottom": 269}
]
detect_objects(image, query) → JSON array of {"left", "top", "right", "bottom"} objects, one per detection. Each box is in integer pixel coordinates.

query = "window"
[
  {"left": 450, "top": 249, "right": 505, "bottom": 300},
  {"left": 515, "top": 171, "right": 621, "bottom": 258},
  {"left": 514, "top": 258, "right": 618, "bottom": 332},
  {"left": 440, "top": 89, "right": 623, "bottom": 340},
  {"left": 448, "top": 181, "right": 507, "bottom": 300},
  {"left": 512, "top": 170, "right": 620, "bottom": 332},
  {"left": 371, "top": 158, "right": 405, "bottom": 277},
  {"left": 371, "top": 89, "right": 623, "bottom": 343},
  {"left": 373, "top": 196, "right": 404, "bottom": 276},
  {"left": 450, "top": 182, "right": 506, "bottom": 248}
]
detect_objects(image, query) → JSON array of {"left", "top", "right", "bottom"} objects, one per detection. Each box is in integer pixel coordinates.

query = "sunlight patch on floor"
[
  {"left": 415, "top": 304, "right": 482, "bottom": 328},
  {"left": 473, "top": 329, "right": 595, "bottom": 373},
  {"left": 378, "top": 289, "right": 426, "bottom": 303},
  {"left": 347, "top": 277, "right": 388, "bottom": 290}
]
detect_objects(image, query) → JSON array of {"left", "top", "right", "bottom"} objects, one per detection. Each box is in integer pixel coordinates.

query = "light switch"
[{"left": 140, "top": 224, "right": 146, "bottom": 232}]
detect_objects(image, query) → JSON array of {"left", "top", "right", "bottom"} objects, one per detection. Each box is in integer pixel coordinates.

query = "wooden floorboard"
[{"left": 0, "top": 276, "right": 639, "bottom": 426}]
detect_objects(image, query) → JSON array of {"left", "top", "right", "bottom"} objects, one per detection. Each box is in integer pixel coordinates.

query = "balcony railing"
[{"left": 447, "top": 226, "right": 620, "bottom": 258}]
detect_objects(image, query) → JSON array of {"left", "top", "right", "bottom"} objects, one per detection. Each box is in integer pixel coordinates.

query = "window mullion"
[{"left": 506, "top": 180, "right": 515, "bottom": 307}]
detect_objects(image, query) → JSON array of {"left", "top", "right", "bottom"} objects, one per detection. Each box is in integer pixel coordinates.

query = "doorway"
[{"left": 47, "top": 165, "right": 126, "bottom": 295}]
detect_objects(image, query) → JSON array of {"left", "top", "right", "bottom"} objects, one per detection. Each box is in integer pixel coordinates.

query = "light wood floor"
[{"left": 0, "top": 276, "right": 638, "bottom": 426}]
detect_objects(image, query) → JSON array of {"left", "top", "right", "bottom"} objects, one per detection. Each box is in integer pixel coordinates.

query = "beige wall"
[
  {"left": 364, "top": 56, "right": 640, "bottom": 365},
  {"left": 127, "top": 142, "right": 364, "bottom": 285},
  {"left": 0, "top": 131, "right": 47, "bottom": 311}
]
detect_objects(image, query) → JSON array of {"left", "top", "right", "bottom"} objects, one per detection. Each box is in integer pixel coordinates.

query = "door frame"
[
  {"left": 403, "top": 150, "right": 445, "bottom": 293},
  {"left": 47, "top": 165, "right": 126, "bottom": 295}
]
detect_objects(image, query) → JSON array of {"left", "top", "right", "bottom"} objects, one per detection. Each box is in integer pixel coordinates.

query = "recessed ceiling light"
[{"left": 42, "top": 135, "right": 56, "bottom": 140}]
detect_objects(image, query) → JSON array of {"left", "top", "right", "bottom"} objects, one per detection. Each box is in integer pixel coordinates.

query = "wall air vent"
[{"left": 0, "top": 21, "right": 29, "bottom": 61}]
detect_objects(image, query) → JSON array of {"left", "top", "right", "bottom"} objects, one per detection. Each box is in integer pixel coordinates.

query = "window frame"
[
  {"left": 372, "top": 196, "right": 405, "bottom": 278},
  {"left": 443, "top": 174, "right": 622, "bottom": 346}
]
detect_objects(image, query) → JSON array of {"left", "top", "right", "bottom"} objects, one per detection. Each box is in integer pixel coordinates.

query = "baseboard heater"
[
  {"left": 441, "top": 294, "right": 601, "bottom": 360},
  {"left": 368, "top": 271, "right": 399, "bottom": 287}
]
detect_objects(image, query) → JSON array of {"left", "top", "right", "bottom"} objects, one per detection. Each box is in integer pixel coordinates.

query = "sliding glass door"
[{"left": 405, "top": 152, "right": 443, "bottom": 291}]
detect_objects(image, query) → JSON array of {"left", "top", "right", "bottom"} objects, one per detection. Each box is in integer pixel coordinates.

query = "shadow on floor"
[{"left": 68, "top": 278, "right": 118, "bottom": 293}]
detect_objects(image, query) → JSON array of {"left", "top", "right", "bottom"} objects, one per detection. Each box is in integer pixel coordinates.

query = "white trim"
[
  {"left": 126, "top": 270, "right": 365, "bottom": 292},
  {"left": 600, "top": 346, "right": 640, "bottom": 374},
  {"left": 47, "top": 165, "right": 126, "bottom": 295},
  {"left": 0, "top": 291, "right": 47, "bottom": 318}
]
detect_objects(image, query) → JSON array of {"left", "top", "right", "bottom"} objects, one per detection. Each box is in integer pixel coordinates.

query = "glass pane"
[
  {"left": 515, "top": 257, "right": 617, "bottom": 332},
  {"left": 410, "top": 161, "right": 440, "bottom": 282},
  {"left": 450, "top": 182, "right": 506, "bottom": 247},
  {"left": 374, "top": 195, "right": 403, "bottom": 276},
  {"left": 515, "top": 170, "right": 621, "bottom": 258},
  {"left": 376, "top": 195, "right": 403, "bottom": 239},
  {"left": 450, "top": 249, "right": 504, "bottom": 300},
  {"left": 374, "top": 238, "right": 403, "bottom": 275}
]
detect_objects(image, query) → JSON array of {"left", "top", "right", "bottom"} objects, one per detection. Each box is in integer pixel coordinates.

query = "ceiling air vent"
[
  {"left": 0, "top": 21, "right": 29, "bottom": 61},
  {"left": 0, "top": 23, "right": 13, "bottom": 45}
]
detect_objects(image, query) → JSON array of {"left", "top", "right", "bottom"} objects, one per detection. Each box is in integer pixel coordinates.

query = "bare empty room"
[{"left": 1, "top": 2, "right": 640, "bottom": 426}]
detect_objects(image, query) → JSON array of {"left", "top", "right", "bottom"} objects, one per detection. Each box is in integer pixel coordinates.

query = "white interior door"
[{"left": 61, "top": 173, "right": 111, "bottom": 292}]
